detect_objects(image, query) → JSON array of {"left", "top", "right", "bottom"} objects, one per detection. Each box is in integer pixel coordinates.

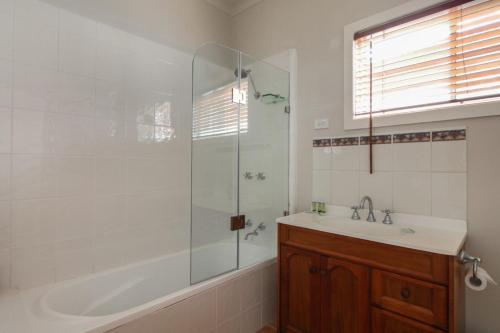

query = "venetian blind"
[
  {"left": 353, "top": 0, "right": 500, "bottom": 117},
  {"left": 193, "top": 80, "right": 248, "bottom": 139}
]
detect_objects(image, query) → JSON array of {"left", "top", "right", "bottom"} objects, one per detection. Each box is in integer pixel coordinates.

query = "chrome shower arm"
[{"left": 246, "top": 71, "right": 261, "bottom": 99}]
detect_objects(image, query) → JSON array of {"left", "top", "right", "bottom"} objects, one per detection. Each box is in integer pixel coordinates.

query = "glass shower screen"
[{"left": 191, "top": 43, "right": 289, "bottom": 284}]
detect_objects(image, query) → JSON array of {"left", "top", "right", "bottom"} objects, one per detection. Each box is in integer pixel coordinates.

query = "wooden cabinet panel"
[
  {"left": 279, "top": 224, "right": 448, "bottom": 284},
  {"left": 279, "top": 245, "right": 321, "bottom": 333},
  {"left": 277, "top": 224, "right": 464, "bottom": 333},
  {"left": 372, "top": 307, "right": 446, "bottom": 333},
  {"left": 372, "top": 270, "right": 448, "bottom": 329},
  {"left": 321, "top": 257, "right": 370, "bottom": 333}
]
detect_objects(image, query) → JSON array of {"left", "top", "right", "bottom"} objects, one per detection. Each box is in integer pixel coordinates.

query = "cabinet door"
[
  {"left": 280, "top": 245, "right": 321, "bottom": 333},
  {"left": 320, "top": 256, "right": 370, "bottom": 333},
  {"left": 372, "top": 307, "right": 445, "bottom": 333}
]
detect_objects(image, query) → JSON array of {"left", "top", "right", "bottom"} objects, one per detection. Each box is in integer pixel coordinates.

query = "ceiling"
[{"left": 205, "top": 0, "right": 265, "bottom": 16}]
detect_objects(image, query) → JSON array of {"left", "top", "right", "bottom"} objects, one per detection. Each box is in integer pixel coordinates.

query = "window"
[
  {"left": 136, "top": 101, "right": 175, "bottom": 143},
  {"left": 192, "top": 80, "right": 248, "bottom": 139},
  {"left": 353, "top": 0, "right": 500, "bottom": 118}
]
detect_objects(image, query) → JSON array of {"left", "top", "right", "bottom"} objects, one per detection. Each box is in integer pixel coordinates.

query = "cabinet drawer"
[
  {"left": 372, "top": 270, "right": 448, "bottom": 329},
  {"left": 372, "top": 307, "right": 446, "bottom": 333},
  {"left": 279, "top": 224, "right": 449, "bottom": 284}
]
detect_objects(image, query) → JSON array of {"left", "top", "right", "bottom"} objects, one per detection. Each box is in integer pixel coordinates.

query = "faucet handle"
[
  {"left": 351, "top": 206, "right": 361, "bottom": 220},
  {"left": 382, "top": 209, "right": 393, "bottom": 225}
]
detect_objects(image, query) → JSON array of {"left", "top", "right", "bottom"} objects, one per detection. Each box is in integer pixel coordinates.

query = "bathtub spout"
[
  {"left": 244, "top": 222, "right": 266, "bottom": 240},
  {"left": 244, "top": 230, "right": 258, "bottom": 240}
]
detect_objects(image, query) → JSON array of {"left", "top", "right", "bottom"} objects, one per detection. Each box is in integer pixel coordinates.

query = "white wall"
[
  {"left": 230, "top": 0, "right": 500, "bottom": 331},
  {"left": 41, "top": 0, "right": 233, "bottom": 54},
  {"left": 0, "top": 0, "right": 232, "bottom": 289}
]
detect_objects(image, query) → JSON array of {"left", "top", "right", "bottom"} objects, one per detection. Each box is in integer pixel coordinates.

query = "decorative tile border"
[
  {"left": 360, "top": 135, "right": 392, "bottom": 145},
  {"left": 432, "top": 129, "right": 466, "bottom": 142},
  {"left": 332, "top": 137, "right": 359, "bottom": 146},
  {"left": 313, "top": 129, "right": 466, "bottom": 146},
  {"left": 313, "top": 138, "right": 331, "bottom": 147},
  {"left": 393, "top": 132, "right": 431, "bottom": 143}
]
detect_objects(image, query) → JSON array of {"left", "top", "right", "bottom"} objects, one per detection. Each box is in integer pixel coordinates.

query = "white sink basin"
[
  {"left": 277, "top": 206, "right": 467, "bottom": 255},
  {"left": 314, "top": 215, "right": 409, "bottom": 237}
]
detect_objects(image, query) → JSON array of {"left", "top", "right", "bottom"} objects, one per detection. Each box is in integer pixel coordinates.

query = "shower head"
[
  {"left": 261, "top": 93, "right": 287, "bottom": 105},
  {"left": 234, "top": 68, "right": 261, "bottom": 99}
]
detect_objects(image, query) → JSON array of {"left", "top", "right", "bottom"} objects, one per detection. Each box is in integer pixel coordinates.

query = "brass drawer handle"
[{"left": 400, "top": 288, "right": 411, "bottom": 299}]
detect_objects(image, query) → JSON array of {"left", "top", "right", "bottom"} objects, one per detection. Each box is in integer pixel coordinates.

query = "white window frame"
[{"left": 343, "top": 0, "right": 500, "bottom": 130}]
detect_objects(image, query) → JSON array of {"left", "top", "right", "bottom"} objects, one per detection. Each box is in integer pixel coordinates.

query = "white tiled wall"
[
  {"left": 312, "top": 133, "right": 467, "bottom": 220},
  {"left": 0, "top": 0, "right": 192, "bottom": 289},
  {"left": 107, "top": 263, "right": 277, "bottom": 333}
]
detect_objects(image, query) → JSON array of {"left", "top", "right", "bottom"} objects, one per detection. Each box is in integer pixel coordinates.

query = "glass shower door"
[
  {"left": 191, "top": 44, "right": 241, "bottom": 283},
  {"left": 238, "top": 53, "right": 290, "bottom": 268},
  {"left": 191, "top": 44, "right": 290, "bottom": 284}
]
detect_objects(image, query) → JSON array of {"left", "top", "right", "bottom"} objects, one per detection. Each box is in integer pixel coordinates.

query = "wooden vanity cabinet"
[
  {"left": 320, "top": 256, "right": 370, "bottom": 333},
  {"left": 278, "top": 224, "right": 464, "bottom": 333},
  {"left": 279, "top": 245, "right": 321, "bottom": 333},
  {"left": 279, "top": 245, "right": 369, "bottom": 333}
]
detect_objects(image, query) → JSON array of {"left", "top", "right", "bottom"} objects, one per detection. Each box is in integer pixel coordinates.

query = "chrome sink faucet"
[{"left": 359, "top": 195, "right": 376, "bottom": 222}]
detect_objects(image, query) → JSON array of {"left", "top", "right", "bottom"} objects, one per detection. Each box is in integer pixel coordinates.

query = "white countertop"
[{"left": 277, "top": 206, "right": 467, "bottom": 256}]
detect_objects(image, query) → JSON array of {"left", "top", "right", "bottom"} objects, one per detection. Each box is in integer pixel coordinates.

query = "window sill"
[{"left": 345, "top": 101, "right": 500, "bottom": 130}]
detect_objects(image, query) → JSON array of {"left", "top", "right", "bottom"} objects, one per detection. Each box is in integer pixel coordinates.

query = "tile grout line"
[
  {"left": 91, "top": 19, "right": 98, "bottom": 276},
  {"left": 357, "top": 141, "right": 361, "bottom": 205},
  {"left": 430, "top": 130, "right": 434, "bottom": 217},
  {"left": 7, "top": 0, "right": 15, "bottom": 290},
  {"left": 48, "top": 6, "right": 62, "bottom": 285},
  {"left": 390, "top": 135, "right": 394, "bottom": 212}
]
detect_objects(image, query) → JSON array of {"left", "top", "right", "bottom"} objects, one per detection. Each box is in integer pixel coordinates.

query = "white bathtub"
[{"left": 3, "top": 242, "right": 275, "bottom": 333}]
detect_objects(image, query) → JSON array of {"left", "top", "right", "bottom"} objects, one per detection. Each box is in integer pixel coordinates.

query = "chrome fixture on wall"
[
  {"left": 234, "top": 68, "right": 261, "bottom": 99},
  {"left": 242, "top": 171, "right": 266, "bottom": 180},
  {"left": 244, "top": 222, "right": 266, "bottom": 240}
]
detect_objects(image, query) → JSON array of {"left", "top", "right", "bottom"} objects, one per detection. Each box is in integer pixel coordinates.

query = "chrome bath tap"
[
  {"left": 359, "top": 195, "right": 376, "bottom": 222},
  {"left": 244, "top": 222, "right": 266, "bottom": 240}
]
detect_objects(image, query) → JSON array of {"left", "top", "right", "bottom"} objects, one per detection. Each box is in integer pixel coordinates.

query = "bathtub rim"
[
  {"left": 40, "top": 242, "right": 275, "bottom": 319},
  {"left": 20, "top": 248, "right": 276, "bottom": 333},
  {"left": 92, "top": 258, "right": 276, "bottom": 333},
  {"left": 39, "top": 248, "right": 191, "bottom": 320}
]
